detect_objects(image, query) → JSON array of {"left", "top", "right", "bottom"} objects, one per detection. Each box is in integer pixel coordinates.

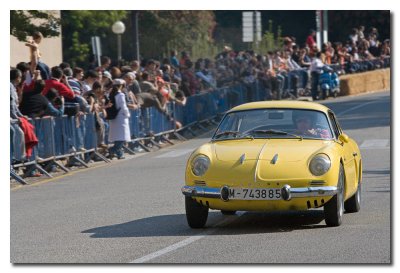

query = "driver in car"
[{"left": 293, "top": 111, "right": 331, "bottom": 138}]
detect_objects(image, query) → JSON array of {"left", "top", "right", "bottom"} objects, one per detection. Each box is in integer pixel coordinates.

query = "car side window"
[{"left": 328, "top": 112, "right": 341, "bottom": 138}]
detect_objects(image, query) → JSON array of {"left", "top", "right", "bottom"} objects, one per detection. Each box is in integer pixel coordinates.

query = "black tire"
[
  {"left": 345, "top": 180, "right": 361, "bottom": 213},
  {"left": 324, "top": 164, "right": 345, "bottom": 227},
  {"left": 221, "top": 210, "right": 236, "bottom": 215},
  {"left": 185, "top": 196, "right": 209, "bottom": 228}
]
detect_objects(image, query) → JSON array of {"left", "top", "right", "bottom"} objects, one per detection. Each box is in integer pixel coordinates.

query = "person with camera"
[{"left": 44, "top": 88, "right": 65, "bottom": 117}]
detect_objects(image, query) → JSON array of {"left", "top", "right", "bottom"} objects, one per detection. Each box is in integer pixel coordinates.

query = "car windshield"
[{"left": 213, "top": 108, "right": 334, "bottom": 140}]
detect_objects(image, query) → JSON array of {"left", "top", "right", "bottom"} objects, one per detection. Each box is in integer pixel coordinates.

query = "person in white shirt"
[
  {"left": 310, "top": 52, "right": 324, "bottom": 100},
  {"left": 107, "top": 79, "right": 131, "bottom": 160}
]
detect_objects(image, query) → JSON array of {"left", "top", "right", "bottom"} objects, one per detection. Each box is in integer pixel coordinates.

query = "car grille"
[
  {"left": 194, "top": 180, "right": 207, "bottom": 186},
  {"left": 310, "top": 180, "right": 326, "bottom": 186}
]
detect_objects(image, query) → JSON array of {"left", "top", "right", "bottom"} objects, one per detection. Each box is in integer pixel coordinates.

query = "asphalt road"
[{"left": 10, "top": 91, "right": 391, "bottom": 263}]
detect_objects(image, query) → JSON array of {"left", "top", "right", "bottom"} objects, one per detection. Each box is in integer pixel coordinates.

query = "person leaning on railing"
[
  {"left": 19, "top": 80, "right": 63, "bottom": 118},
  {"left": 84, "top": 81, "right": 108, "bottom": 149}
]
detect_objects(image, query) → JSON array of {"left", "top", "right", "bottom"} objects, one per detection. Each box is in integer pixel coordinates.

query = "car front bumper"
[{"left": 181, "top": 185, "right": 338, "bottom": 201}]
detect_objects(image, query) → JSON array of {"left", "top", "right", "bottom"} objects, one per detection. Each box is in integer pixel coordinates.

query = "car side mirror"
[{"left": 338, "top": 134, "right": 349, "bottom": 143}]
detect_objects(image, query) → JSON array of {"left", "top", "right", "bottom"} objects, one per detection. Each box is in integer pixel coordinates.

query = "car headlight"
[
  {"left": 191, "top": 155, "right": 210, "bottom": 176},
  {"left": 309, "top": 154, "right": 331, "bottom": 176}
]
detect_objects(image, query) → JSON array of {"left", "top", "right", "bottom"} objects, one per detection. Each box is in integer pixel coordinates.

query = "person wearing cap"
[
  {"left": 122, "top": 72, "right": 140, "bottom": 109},
  {"left": 101, "top": 71, "right": 113, "bottom": 94},
  {"left": 107, "top": 78, "right": 131, "bottom": 160}
]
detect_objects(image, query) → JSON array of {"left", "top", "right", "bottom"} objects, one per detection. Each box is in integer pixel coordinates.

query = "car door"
[{"left": 328, "top": 111, "right": 357, "bottom": 197}]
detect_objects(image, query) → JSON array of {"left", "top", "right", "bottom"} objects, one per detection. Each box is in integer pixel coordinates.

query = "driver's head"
[{"left": 293, "top": 111, "right": 315, "bottom": 131}]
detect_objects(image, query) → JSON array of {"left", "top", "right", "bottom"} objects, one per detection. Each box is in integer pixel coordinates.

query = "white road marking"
[
  {"left": 130, "top": 212, "right": 245, "bottom": 263},
  {"left": 360, "top": 139, "right": 390, "bottom": 149},
  {"left": 155, "top": 149, "right": 194, "bottom": 158}
]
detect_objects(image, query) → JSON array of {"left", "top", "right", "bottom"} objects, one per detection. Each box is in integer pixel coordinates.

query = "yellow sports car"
[{"left": 182, "top": 101, "right": 362, "bottom": 228}]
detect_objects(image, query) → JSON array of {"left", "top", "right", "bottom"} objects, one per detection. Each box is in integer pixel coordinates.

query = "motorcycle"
[{"left": 318, "top": 65, "right": 340, "bottom": 99}]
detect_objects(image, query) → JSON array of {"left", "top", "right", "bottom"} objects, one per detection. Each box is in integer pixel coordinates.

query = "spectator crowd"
[{"left": 10, "top": 26, "right": 391, "bottom": 170}]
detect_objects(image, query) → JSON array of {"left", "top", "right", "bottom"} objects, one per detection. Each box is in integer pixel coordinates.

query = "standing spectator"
[
  {"left": 125, "top": 71, "right": 141, "bottom": 95},
  {"left": 68, "top": 67, "right": 84, "bottom": 95},
  {"left": 81, "top": 70, "right": 99, "bottom": 95},
  {"left": 358, "top": 26, "right": 365, "bottom": 42},
  {"left": 298, "top": 48, "right": 311, "bottom": 68},
  {"left": 306, "top": 29, "right": 317, "bottom": 51},
  {"left": 265, "top": 51, "right": 282, "bottom": 100},
  {"left": 139, "top": 72, "right": 158, "bottom": 94},
  {"left": 170, "top": 50, "right": 180, "bottom": 68},
  {"left": 324, "top": 42, "right": 335, "bottom": 65},
  {"left": 102, "top": 71, "right": 113, "bottom": 95},
  {"left": 380, "top": 39, "right": 390, "bottom": 57},
  {"left": 42, "top": 66, "right": 75, "bottom": 101},
  {"left": 84, "top": 81, "right": 107, "bottom": 148},
  {"left": 179, "top": 51, "right": 190, "bottom": 67},
  {"left": 349, "top": 28, "right": 358, "bottom": 44},
  {"left": 310, "top": 52, "right": 324, "bottom": 100},
  {"left": 122, "top": 72, "right": 140, "bottom": 109},
  {"left": 108, "top": 79, "right": 131, "bottom": 160},
  {"left": 110, "top": 66, "right": 122, "bottom": 79},
  {"left": 181, "top": 60, "right": 200, "bottom": 96},
  {"left": 99, "top": 56, "right": 111, "bottom": 72},
  {"left": 17, "top": 62, "right": 35, "bottom": 93},
  {"left": 130, "top": 60, "right": 140, "bottom": 71},
  {"left": 10, "top": 69, "right": 24, "bottom": 119},
  {"left": 144, "top": 59, "right": 157, "bottom": 82}
]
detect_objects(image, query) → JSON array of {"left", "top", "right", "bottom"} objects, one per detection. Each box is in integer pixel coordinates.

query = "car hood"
[{"left": 213, "top": 138, "right": 333, "bottom": 162}]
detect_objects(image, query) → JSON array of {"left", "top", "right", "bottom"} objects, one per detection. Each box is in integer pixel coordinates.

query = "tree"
[
  {"left": 138, "top": 11, "right": 217, "bottom": 59},
  {"left": 61, "top": 10, "right": 128, "bottom": 67},
  {"left": 10, "top": 10, "right": 61, "bottom": 41}
]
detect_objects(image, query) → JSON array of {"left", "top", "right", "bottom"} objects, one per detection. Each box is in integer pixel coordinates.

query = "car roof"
[{"left": 229, "top": 101, "right": 331, "bottom": 113}]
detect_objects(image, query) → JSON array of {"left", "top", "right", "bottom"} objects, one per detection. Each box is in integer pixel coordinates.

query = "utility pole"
[{"left": 131, "top": 11, "right": 140, "bottom": 61}]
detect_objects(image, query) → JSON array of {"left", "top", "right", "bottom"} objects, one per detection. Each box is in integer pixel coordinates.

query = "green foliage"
[
  {"left": 67, "top": 32, "right": 91, "bottom": 67},
  {"left": 139, "top": 11, "right": 217, "bottom": 60},
  {"left": 61, "top": 10, "right": 127, "bottom": 67},
  {"left": 254, "top": 20, "right": 283, "bottom": 54},
  {"left": 10, "top": 10, "right": 61, "bottom": 41}
]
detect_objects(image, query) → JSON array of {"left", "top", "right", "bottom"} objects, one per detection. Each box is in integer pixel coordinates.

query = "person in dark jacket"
[{"left": 19, "top": 80, "right": 64, "bottom": 118}]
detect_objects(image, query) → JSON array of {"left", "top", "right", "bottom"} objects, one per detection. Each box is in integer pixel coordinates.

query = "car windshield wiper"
[
  {"left": 248, "top": 129, "right": 303, "bottom": 140},
  {"left": 213, "top": 131, "right": 240, "bottom": 139}
]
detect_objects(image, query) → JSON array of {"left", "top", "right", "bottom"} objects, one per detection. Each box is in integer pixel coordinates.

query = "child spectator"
[{"left": 25, "top": 31, "right": 51, "bottom": 80}]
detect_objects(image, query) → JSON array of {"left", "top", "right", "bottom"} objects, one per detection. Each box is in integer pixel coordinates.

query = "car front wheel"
[
  {"left": 185, "top": 196, "right": 209, "bottom": 228},
  {"left": 324, "top": 165, "right": 345, "bottom": 226}
]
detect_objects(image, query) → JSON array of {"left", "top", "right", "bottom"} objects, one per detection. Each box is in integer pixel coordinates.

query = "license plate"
[{"left": 228, "top": 188, "right": 282, "bottom": 200}]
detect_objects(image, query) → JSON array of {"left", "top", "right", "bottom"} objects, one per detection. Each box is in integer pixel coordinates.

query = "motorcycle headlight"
[
  {"left": 309, "top": 154, "right": 331, "bottom": 176},
  {"left": 191, "top": 155, "right": 210, "bottom": 176}
]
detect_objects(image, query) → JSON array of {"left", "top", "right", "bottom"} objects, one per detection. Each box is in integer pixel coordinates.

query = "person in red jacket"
[
  {"left": 42, "top": 66, "right": 75, "bottom": 101},
  {"left": 306, "top": 29, "right": 317, "bottom": 50}
]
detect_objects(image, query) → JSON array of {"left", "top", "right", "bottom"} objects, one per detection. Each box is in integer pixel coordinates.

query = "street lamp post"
[{"left": 112, "top": 21, "right": 126, "bottom": 64}]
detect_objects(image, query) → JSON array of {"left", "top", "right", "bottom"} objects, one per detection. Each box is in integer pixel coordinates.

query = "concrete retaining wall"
[{"left": 339, "top": 68, "right": 390, "bottom": 96}]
